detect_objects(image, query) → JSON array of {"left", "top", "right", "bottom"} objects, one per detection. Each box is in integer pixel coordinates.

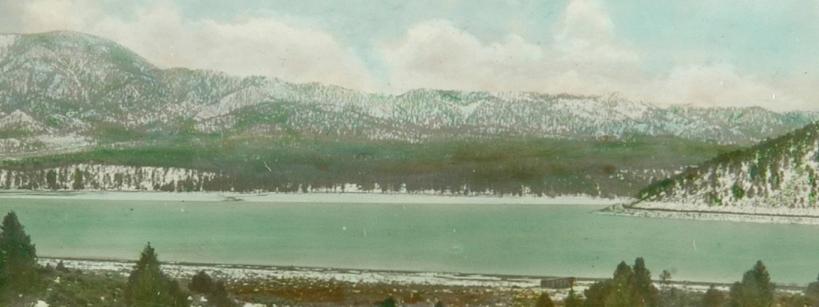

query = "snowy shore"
[
  {"left": 39, "top": 257, "right": 752, "bottom": 301},
  {"left": 602, "top": 202, "right": 819, "bottom": 225}
]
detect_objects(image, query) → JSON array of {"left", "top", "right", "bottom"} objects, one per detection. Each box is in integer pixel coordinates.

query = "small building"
[{"left": 540, "top": 277, "right": 576, "bottom": 289}]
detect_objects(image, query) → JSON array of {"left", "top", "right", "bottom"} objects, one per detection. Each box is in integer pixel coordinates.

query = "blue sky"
[{"left": 1, "top": 0, "right": 818, "bottom": 111}]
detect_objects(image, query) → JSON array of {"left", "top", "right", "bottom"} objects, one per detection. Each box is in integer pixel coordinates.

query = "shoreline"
[
  {"left": 601, "top": 204, "right": 819, "bottom": 225},
  {"left": 0, "top": 190, "right": 627, "bottom": 205},
  {"left": 43, "top": 256, "right": 802, "bottom": 296}
]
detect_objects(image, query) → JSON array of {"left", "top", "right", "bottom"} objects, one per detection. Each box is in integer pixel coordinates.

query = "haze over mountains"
[{"left": 0, "top": 31, "right": 817, "bottom": 198}]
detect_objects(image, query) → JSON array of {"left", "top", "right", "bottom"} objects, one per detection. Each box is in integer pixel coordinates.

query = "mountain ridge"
[
  {"left": 1, "top": 31, "right": 817, "bottom": 197},
  {"left": 0, "top": 31, "right": 818, "bottom": 157}
]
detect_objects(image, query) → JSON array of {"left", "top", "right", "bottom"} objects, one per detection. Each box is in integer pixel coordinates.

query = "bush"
[
  {"left": 189, "top": 270, "right": 214, "bottom": 294},
  {"left": 535, "top": 292, "right": 555, "bottom": 307},
  {"left": 189, "top": 271, "right": 236, "bottom": 307}
]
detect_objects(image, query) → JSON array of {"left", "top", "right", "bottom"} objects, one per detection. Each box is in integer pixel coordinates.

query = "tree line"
[{"left": 530, "top": 257, "right": 819, "bottom": 307}]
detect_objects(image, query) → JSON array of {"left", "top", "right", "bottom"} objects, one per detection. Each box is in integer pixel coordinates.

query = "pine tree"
[
  {"left": 604, "top": 261, "right": 637, "bottom": 307},
  {"left": 729, "top": 261, "right": 774, "bottom": 307},
  {"left": 125, "top": 243, "right": 189, "bottom": 307},
  {"left": 804, "top": 274, "right": 819, "bottom": 305},
  {"left": 584, "top": 280, "right": 612, "bottom": 307},
  {"left": 564, "top": 289, "right": 584, "bottom": 307},
  {"left": 633, "top": 257, "right": 659, "bottom": 307},
  {"left": 0, "top": 211, "right": 39, "bottom": 295},
  {"left": 55, "top": 260, "right": 68, "bottom": 272},
  {"left": 72, "top": 168, "right": 84, "bottom": 190},
  {"left": 379, "top": 296, "right": 397, "bottom": 307},
  {"left": 702, "top": 285, "right": 725, "bottom": 307},
  {"left": 46, "top": 170, "right": 58, "bottom": 190},
  {"left": 535, "top": 292, "right": 555, "bottom": 307}
]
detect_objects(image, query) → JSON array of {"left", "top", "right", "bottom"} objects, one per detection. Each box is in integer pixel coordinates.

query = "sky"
[{"left": 0, "top": 0, "right": 818, "bottom": 111}]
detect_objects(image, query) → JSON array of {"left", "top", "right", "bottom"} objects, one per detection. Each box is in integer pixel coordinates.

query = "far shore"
[
  {"left": 0, "top": 190, "right": 628, "bottom": 205},
  {"left": 600, "top": 203, "right": 819, "bottom": 225}
]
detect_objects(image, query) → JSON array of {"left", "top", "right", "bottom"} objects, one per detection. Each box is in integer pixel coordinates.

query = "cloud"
[
  {"left": 646, "top": 64, "right": 807, "bottom": 110},
  {"left": 5, "top": 0, "right": 377, "bottom": 91},
  {"left": 1, "top": 0, "right": 816, "bottom": 111},
  {"left": 553, "top": 0, "right": 637, "bottom": 65},
  {"left": 381, "top": 0, "right": 815, "bottom": 111},
  {"left": 380, "top": 0, "right": 641, "bottom": 94}
]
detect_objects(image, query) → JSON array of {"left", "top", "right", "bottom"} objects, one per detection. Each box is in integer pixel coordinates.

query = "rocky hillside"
[
  {"left": 634, "top": 122, "right": 819, "bottom": 214},
  {"left": 1, "top": 31, "right": 818, "bottom": 157}
]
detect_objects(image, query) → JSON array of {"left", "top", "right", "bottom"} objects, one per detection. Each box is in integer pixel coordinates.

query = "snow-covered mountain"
[
  {"left": 632, "top": 122, "right": 819, "bottom": 216},
  {"left": 1, "top": 31, "right": 817, "bottom": 156}
]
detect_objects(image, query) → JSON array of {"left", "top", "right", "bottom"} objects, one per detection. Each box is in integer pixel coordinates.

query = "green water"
[{"left": 1, "top": 198, "right": 818, "bottom": 285}]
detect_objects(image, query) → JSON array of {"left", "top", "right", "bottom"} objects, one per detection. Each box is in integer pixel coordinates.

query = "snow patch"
[{"left": 0, "top": 34, "right": 17, "bottom": 58}]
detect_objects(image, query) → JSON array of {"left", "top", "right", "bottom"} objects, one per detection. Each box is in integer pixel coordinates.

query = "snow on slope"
[
  {"left": 632, "top": 122, "right": 819, "bottom": 217},
  {"left": 0, "top": 164, "right": 217, "bottom": 191},
  {"left": 0, "top": 31, "right": 817, "bottom": 152}
]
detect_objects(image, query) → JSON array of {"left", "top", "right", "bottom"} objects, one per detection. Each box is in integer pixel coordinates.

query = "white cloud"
[
  {"left": 2, "top": 0, "right": 816, "bottom": 111},
  {"left": 553, "top": 0, "right": 637, "bottom": 65},
  {"left": 380, "top": 0, "right": 815, "bottom": 111},
  {"left": 380, "top": 0, "right": 641, "bottom": 95},
  {"left": 381, "top": 20, "right": 551, "bottom": 92},
  {"left": 8, "top": 0, "right": 377, "bottom": 91},
  {"left": 646, "top": 64, "right": 807, "bottom": 110}
]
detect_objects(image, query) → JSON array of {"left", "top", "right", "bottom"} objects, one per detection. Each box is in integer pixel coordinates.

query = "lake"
[{"left": 1, "top": 196, "right": 818, "bottom": 285}]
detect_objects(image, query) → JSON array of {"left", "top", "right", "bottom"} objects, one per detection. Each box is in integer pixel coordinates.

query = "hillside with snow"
[
  {"left": 1, "top": 31, "right": 818, "bottom": 197},
  {"left": 630, "top": 122, "right": 819, "bottom": 218},
  {"left": 1, "top": 31, "right": 818, "bottom": 157}
]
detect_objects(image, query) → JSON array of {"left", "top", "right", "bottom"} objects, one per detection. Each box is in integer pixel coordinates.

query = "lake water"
[{"left": 1, "top": 196, "right": 818, "bottom": 285}]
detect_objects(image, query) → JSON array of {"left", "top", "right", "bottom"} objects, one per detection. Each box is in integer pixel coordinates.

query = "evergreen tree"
[
  {"left": 584, "top": 280, "right": 612, "bottom": 307},
  {"left": 378, "top": 296, "right": 397, "bottom": 307},
  {"left": 46, "top": 170, "right": 58, "bottom": 190},
  {"left": 729, "top": 261, "right": 774, "bottom": 307},
  {"left": 125, "top": 243, "right": 189, "bottom": 307},
  {"left": 535, "top": 292, "right": 555, "bottom": 307},
  {"left": 72, "top": 168, "right": 84, "bottom": 190},
  {"left": 55, "top": 260, "right": 69, "bottom": 272},
  {"left": 565, "top": 288, "right": 584, "bottom": 307},
  {"left": 0, "top": 211, "right": 39, "bottom": 295},
  {"left": 633, "top": 257, "right": 659, "bottom": 307},
  {"left": 702, "top": 285, "right": 725, "bottom": 307},
  {"left": 604, "top": 261, "right": 637, "bottom": 307},
  {"left": 805, "top": 274, "right": 819, "bottom": 304}
]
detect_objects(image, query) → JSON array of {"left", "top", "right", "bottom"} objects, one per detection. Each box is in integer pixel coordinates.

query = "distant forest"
[{"left": 0, "top": 136, "right": 735, "bottom": 197}]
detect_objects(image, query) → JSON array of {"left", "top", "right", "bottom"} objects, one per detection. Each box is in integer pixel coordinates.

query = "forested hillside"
[{"left": 635, "top": 122, "right": 819, "bottom": 212}]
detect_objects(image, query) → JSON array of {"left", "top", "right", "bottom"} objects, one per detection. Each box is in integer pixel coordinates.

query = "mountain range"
[
  {"left": 0, "top": 31, "right": 817, "bottom": 198},
  {"left": 1, "top": 31, "right": 818, "bottom": 157}
]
